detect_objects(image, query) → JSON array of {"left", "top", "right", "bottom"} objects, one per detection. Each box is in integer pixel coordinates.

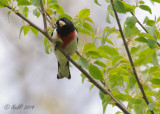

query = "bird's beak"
[{"left": 59, "top": 20, "right": 66, "bottom": 28}]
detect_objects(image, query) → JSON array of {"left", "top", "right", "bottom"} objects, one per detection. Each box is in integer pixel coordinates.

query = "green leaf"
[
  {"left": 31, "top": 27, "right": 39, "bottom": 36},
  {"left": 86, "top": 51, "right": 101, "bottom": 58},
  {"left": 112, "top": 56, "right": 123, "bottom": 65},
  {"left": 124, "top": 3, "right": 135, "bottom": 13},
  {"left": 138, "top": 32, "right": 156, "bottom": 41},
  {"left": 155, "top": 29, "right": 160, "bottom": 39},
  {"left": 148, "top": 103, "right": 154, "bottom": 111},
  {"left": 43, "top": 36, "right": 52, "bottom": 54},
  {"left": 146, "top": 20, "right": 155, "bottom": 26},
  {"left": 122, "top": 1, "right": 135, "bottom": 13},
  {"left": 83, "top": 43, "right": 97, "bottom": 53},
  {"left": 33, "top": 9, "right": 40, "bottom": 18},
  {"left": 19, "top": 26, "right": 24, "bottom": 38},
  {"left": 108, "top": 4, "right": 115, "bottom": 18},
  {"left": 85, "top": 17, "right": 95, "bottom": 24},
  {"left": 105, "top": 0, "right": 110, "bottom": 3},
  {"left": 106, "top": 38, "right": 113, "bottom": 45},
  {"left": 134, "top": 99, "right": 146, "bottom": 114},
  {"left": 151, "top": 0, "right": 160, "bottom": 3},
  {"left": 0, "top": 0, "right": 9, "bottom": 7},
  {"left": 129, "top": 74, "right": 136, "bottom": 88},
  {"left": 78, "top": 57, "right": 89, "bottom": 69},
  {"left": 139, "top": 5, "right": 152, "bottom": 14},
  {"left": 98, "top": 45, "right": 119, "bottom": 57},
  {"left": 31, "top": 0, "right": 40, "bottom": 8},
  {"left": 152, "top": 52, "right": 158, "bottom": 66},
  {"left": 146, "top": 26, "right": 155, "bottom": 36},
  {"left": 44, "top": 36, "right": 48, "bottom": 46},
  {"left": 99, "top": 91, "right": 111, "bottom": 114},
  {"left": 149, "top": 66, "right": 159, "bottom": 74},
  {"left": 106, "top": 10, "right": 111, "bottom": 24},
  {"left": 106, "top": 4, "right": 114, "bottom": 24},
  {"left": 17, "top": 0, "right": 31, "bottom": 6},
  {"left": 114, "top": 0, "right": 126, "bottom": 13},
  {"left": 8, "top": 11, "right": 11, "bottom": 23},
  {"left": 139, "top": 1, "right": 145, "bottom": 4},
  {"left": 76, "top": 26, "right": 90, "bottom": 35},
  {"left": 114, "top": 93, "right": 130, "bottom": 101},
  {"left": 49, "top": 3, "right": 64, "bottom": 14},
  {"left": 150, "top": 78, "right": 160, "bottom": 85},
  {"left": 20, "top": 6, "right": 29, "bottom": 17},
  {"left": 55, "top": 38, "right": 63, "bottom": 43},
  {"left": 94, "top": 0, "right": 101, "bottom": 6},
  {"left": 128, "top": 98, "right": 134, "bottom": 109},
  {"left": 115, "top": 111, "right": 122, "bottom": 114},
  {"left": 126, "top": 16, "right": 136, "bottom": 28},
  {"left": 157, "top": 17, "right": 160, "bottom": 22},
  {"left": 23, "top": 25, "right": 30, "bottom": 36},
  {"left": 58, "top": 14, "right": 72, "bottom": 20},
  {"left": 45, "top": 43, "right": 50, "bottom": 54},
  {"left": 89, "top": 84, "right": 95, "bottom": 91},
  {"left": 78, "top": 9, "right": 90, "bottom": 18},
  {"left": 83, "top": 22, "right": 94, "bottom": 32},
  {"left": 50, "top": 0, "right": 57, "bottom": 3},
  {"left": 89, "top": 64, "right": 104, "bottom": 80},
  {"left": 131, "top": 46, "right": 140, "bottom": 54},
  {"left": 135, "top": 37, "right": 148, "bottom": 43},
  {"left": 101, "top": 31, "right": 107, "bottom": 46},
  {"left": 143, "top": 16, "right": 149, "bottom": 24},
  {"left": 81, "top": 73, "right": 87, "bottom": 84},
  {"left": 94, "top": 60, "right": 106, "bottom": 68},
  {"left": 147, "top": 39, "right": 156, "bottom": 49},
  {"left": 72, "top": 53, "right": 79, "bottom": 60},
  {"left": 124, "top": 26, "right": 140, "bottom": 38},
  {"left": 152, "top": 71, "right": 160, "bottom": 77}
]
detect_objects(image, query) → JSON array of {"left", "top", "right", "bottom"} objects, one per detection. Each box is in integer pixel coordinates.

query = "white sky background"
[{"left": 0, "top": 0, "right": 160, "bottom": 114}]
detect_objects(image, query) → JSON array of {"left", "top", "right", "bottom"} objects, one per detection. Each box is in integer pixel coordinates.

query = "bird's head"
[{"left": 56, "top": 17, "right": 75, "bottom": 37}]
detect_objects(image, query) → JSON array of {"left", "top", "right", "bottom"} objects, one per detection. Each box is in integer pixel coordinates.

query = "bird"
[{"left": 51, "top": 17, "right": 78, "bottom": 79}]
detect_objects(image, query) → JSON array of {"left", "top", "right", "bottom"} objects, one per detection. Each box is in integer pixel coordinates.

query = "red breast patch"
[{"left": 57, "top": 30, "right": 76, "bottom": 48}]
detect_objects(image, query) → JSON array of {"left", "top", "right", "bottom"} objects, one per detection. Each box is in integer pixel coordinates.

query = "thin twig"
[
  {"left": 38, "top": 8, "right": 56, "bottom": 29},
  {"left": 110, "top": 1, "right": 154, "bottom": 114},
  {"left": 40, "top": 0, "right": 48, "bottom": 33},
  {"left": 7, "top": 6, "right": 47, "bottom": 36},
  {"left": 45, "top": 10, "right": 52, "bottom": 20},
  {"left": 6, "top": 5, "right": 131, "bottom": 114},
  {"left": 130, "top": 12, "right": 160, "bottom": 47},
  {"left": 76, "top": 50, "right": 82, "bottom": 57}
]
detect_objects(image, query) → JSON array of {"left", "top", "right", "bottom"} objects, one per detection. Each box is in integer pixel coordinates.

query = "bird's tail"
[{"left": 57, "top": 61, "right": 71, "bottom": 79}]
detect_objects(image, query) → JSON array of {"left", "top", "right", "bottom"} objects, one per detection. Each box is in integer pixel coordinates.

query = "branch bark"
[
  {"left": 38, "top": 8, "right": 56, "bottom": 29},
  {"left": 130, "top": 12, "right": 160, "bottom": 47},
  {"left": 6, "top": 5, "right": 131, "bottom": 114},
  {"left": 40, "top": 0, "right": 48, "bottom": 33},
  {"left": 110, "top": 1, "right": 154, "bottom": 114}
]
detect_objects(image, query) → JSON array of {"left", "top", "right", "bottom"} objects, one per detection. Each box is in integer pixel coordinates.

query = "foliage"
[{"left": 1, "top": 0, "right": 160, "bottom": 113}]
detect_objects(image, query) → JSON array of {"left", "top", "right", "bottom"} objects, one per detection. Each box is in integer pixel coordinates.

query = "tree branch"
[
  {"left": 130, "top": 12, "right": 160, "bottom": 47},
  {"left": 38, "top": 8, "right": 56, "bottom": 29},
  {"left": 40, "top": 0, "right": 48, "bottom": 33},
  {"left": 110, "top": 1, "right": 154, "bottom": 114},
  {"left": 6, "top": 5, "right": 131, "bottom": 114}
]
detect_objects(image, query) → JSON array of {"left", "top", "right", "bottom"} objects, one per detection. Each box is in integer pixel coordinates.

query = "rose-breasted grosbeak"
[{"left": 51, "top": 17, "right": 78, "bottom": 79}]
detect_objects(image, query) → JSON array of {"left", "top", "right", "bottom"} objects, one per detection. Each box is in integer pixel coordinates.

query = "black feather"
[
  {"left": 56, "top": 17, "right": 76, "bottom": 37},
  {"left": 57, "top": 62, "right": 60, "bottom": 79},
  {"left": 66, "top": 61, "right": 71, "bottom": 79}
]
